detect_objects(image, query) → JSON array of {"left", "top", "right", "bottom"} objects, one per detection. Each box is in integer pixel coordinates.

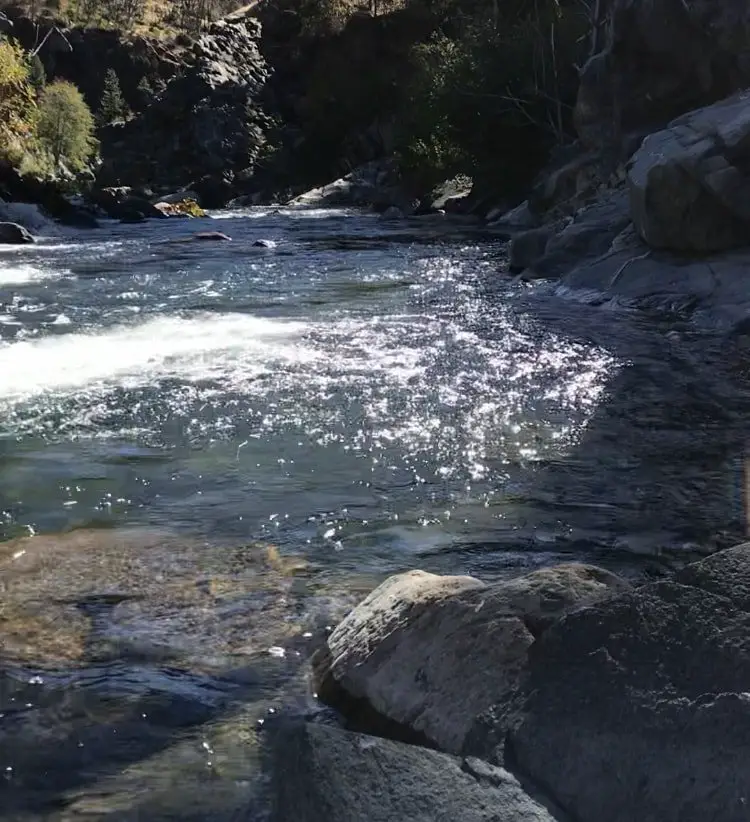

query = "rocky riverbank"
[{"left": 257, "top": 542, "right": 750, "bottom": 821}]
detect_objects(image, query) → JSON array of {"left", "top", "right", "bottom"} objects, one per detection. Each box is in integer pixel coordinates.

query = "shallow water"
[{"left": 1, "top": 207, "right": 750, "bottom": 818}]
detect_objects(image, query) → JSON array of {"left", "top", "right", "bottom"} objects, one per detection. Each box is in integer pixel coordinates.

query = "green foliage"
[
  {"left": 36, "top": 80, "right": 97, "bottom": 170},
  {"left": 97, "top": 68, "right": 128, "bottom": 125},
  {"left": 396, "top": 0, "right": 589, "bottom": 194},
  {"left": 0, "top": 38, "right": 36, "bottom": 165}
]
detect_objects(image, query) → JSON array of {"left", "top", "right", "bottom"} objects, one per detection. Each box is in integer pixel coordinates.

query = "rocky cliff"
[
  {"left": 495, "top": 0, "right": 750, "bottom": 335},
  {"left": 96, "top": 12, "right": 273, "bottom": 205},
  {"left": 0, "top": 6, "right": 181, "bottom": 113}
]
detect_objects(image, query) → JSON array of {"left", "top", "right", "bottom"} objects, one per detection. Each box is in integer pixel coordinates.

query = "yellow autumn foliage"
[{"left": 0, "top": 38, "right": 36, "bottom": 164}]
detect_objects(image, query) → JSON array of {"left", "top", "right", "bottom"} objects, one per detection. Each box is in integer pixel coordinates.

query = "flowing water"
[{"left": 1, "top": 207, "right": 750, "bottom": 819}]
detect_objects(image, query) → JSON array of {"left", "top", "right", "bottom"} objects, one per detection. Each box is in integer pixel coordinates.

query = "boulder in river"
[
  {"left": 90, "top": 187, "right": 166, "bottom": 221},
  {"left": 312, "top": 565, "right": 629, "bottom": 754},
  {"left": 467, "top": 542, "right": 750, "bottom": 822},
  {"left": 508, "top": 225, "right": 560, "bottom": 274},
  {"left": 0, "top": 221, "right": 35, "bottom": 244},
  {"left": 628, "top": 92, "right": 750, "bottom": 252},
  {"left": 263, "top": 718, "right": 564, "bottom": 822},
  {"left": 288, "top": 159, "right": 410, "bottom": 213}
]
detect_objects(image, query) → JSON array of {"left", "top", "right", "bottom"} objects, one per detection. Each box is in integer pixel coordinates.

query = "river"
[{"left": 1, "top": 207, "right": 749, "bottom": 818}]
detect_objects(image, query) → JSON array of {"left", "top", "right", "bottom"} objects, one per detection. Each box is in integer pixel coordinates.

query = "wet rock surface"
[
  {"left": 0, "top": 221, "right": 35, "bottom": 244},
  {"left": 262, "top": 718, "right": 567, "bottom": 822},
  {"left": 498, "top": 543, "right": 750, "bottom": 822}
]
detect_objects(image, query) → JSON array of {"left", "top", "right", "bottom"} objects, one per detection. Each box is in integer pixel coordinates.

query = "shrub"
[{"left": 36, "top": 80, "right": 97, "bottom": 170}]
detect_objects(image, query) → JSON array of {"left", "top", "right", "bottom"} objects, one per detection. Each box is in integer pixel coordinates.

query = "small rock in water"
[
  {"left": 0, "top": 222, "right": 34, "bottom": 245},
  {"left": 252, "top": 238, "right": 276, "bottom": 248},
  {"left": 192, "top": 231, "right": 232, "bottom": 241}
]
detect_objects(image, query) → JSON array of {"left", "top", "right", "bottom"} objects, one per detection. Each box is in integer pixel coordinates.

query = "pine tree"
[
  {"left": 97, "top": 68, "right": 127, "bottom": 126},
  {"left": 135, "top": 74, "right": 154, "bottom": 108},
  {"left": 27, "top": 53, "right": 46, "bottom": 94}
]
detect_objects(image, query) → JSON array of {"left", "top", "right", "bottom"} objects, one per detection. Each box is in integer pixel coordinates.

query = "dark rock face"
[
  {"left": 97, "top": 13, "right": 271, "bottom": 202},
  {"left": 628, "top": 92, "right": 750, "bottom": 252},
  {"left": 0, "top": 163, "right": 99, "bottom": 228},
  {"left": 263, "top": 719, "right": 565, "bottom": 822},
  {"left": 479, "top": 543, "right": 750, "bottom": 822},
  {"left": 509, "top": 225, "right": 562, "bottom": 274},
  {"left": 575, "top": 0, "right": 750, "bottom": 154},
  {"left": 0, "top": 222, "right": 34, "bottom": 244},
  {"left": 89, "top": 187, "right": 165, "bottom": 221},
  {"left": 523, "top": 191, "right": 631, "bottom": 279}
]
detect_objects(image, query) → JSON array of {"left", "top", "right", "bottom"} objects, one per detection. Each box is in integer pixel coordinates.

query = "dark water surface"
[{"left": 1, "top": 207, "right": 749, "bottom": 818}]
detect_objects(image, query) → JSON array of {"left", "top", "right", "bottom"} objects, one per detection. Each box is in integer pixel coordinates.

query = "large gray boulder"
[
  {"left": 264, "top": 719, "right": 566, "bottom": 822},
  {"left": 313, "top": 565, "right": 629, "bottom": 754},
  {"left": 628, "top": 92, "right": 750, "bottom": 252},
  {"left": 0, "top": 222, "right": 34, "bottom": 244},
  {"left": 481, "top": 543, "right": 750, "bottom": 822},
  {"left": 288, "top": 159, "right": 410, "bottom": 213}
]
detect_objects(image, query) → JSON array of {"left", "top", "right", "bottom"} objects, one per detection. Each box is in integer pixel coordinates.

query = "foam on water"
[
  {"left": 0, "top": 313, "right": 314, "bottom": 403},
  {"left": 0, "top": 263, "right": 70, "bottom": 285}
]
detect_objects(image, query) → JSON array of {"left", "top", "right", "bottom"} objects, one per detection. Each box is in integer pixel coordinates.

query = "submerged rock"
[
  {"left": 263, "top": 719, "right": 565, "bottom": 822},
  {"left": 0, "top": 529, "right": 312, "bottom": 671},
  {"left": 313, "top": 565, "right": 628, "bottom": 754},
  {"left": 495, "top": 542, "right": 750, "bottom": 822},
  {"left": 380, "top": 206, "right": 404, "bottom": 220},
  {"left": 0, "top": 221, "right": 34, "bottom": 244}
]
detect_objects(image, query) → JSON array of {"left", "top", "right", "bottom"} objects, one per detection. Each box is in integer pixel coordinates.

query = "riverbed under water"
[{"left": 1, "top": 207, "right": 750, "bottom": 818}]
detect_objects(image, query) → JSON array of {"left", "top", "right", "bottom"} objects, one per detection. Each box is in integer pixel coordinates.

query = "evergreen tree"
[
  {"left": 27, "top": 53, "right": 46, "bottom": 94},
  {"left": 135, "top": 74, "right": 154, "bottom": 108},
  {"left": 36, "top": 80, "right": 96, "bottom": 170},
  {"left": 97, "top": 68, "right": 127, "bottom": 126}
]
